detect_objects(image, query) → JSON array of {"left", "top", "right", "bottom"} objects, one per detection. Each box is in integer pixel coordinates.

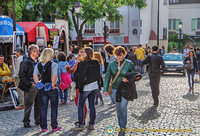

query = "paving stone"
[{"left": 0, "top": 75, "right": 200, "bottom": 135}]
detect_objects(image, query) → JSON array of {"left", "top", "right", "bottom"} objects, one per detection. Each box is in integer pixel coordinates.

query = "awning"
[
  {"left": 149, "top": 30, "right": 157, "bottom": 40},
  {"left": 72, "top": 39, "right": 111, "bottom": 45},
  {"left": 18, "top": 22, "right": 49, "bottom": 42},
  {"left": 0, "top": 16, "right": 24, "bottom": 43}
]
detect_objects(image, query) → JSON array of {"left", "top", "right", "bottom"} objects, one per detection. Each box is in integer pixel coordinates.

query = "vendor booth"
[
  {"left": 0, "top": 15, "right": 24, "bottom": 65},
  {"left": 18, "top": 22, "right": 49, "bottom": 47},
  {"left": 0, "top": 16, "right": 24, "bottom": 107}
]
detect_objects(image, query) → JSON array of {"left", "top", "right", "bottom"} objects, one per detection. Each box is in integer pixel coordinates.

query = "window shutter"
[
  {"left": 192, "top": 18, "right": 197, "bottom": 31},
  {"left": 168, "top": 19, "right": 171, "bottom": 30},
  {"left": 176, "top": 19, "right": 181, "bottom": 31}
]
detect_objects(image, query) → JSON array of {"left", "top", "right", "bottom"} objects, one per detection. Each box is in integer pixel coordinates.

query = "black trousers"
[
  {"left": 23, "top": 86, "right": 41, "bottom": 124},
  {"left": 149, "top": 75, "right": 160, "bottom": 105}
]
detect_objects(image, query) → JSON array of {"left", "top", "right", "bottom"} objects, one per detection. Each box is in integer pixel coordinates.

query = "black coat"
[
  {"left": 184, "top": 57, "right": 198, "bottom": 72},
  {"left": 142, "top": 53, "right": 165, "bottom": 76},
  {"left": 19, "top": 56, "right": 38, "bottom": 91},
  {"left": 75, "top": 60, "right": 102, "bottom": 93},
  {"left": 116, "top": 72, "right": 142, "bottom": 102}
]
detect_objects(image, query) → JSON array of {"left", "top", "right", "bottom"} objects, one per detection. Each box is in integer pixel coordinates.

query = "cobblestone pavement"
[{"left": 0, "top": 74, "right": 200, "bottom": 136}]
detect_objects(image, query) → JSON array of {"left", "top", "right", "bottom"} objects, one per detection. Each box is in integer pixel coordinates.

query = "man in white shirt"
[
  {"left": 67, "top": 46, "right": 73, "bottom": 57},
  {"left": 14, "top": 47, "right": 24, "bottom": 110},
  {"left": 183, "top": 45, "right": 189, "bottom": 58}
]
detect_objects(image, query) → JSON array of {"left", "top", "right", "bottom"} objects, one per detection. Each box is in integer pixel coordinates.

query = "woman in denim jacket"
[{"left": 57, "top": 52, "right": 72, "bottom": 104}]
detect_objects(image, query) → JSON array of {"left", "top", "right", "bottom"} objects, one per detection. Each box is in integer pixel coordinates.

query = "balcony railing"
[
  {"left": 109, "top": 29, "right": 120, "bottom": 33},
  {"left": 84, "top": 29, "right": 95, "bottom": 34}
]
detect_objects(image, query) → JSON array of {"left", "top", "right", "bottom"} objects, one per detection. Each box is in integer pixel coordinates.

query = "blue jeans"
[
  {"left": 116, "top": 97, "right": 128, "bottom": 132},
  {"left": 138, "top": 60, "right": 144, "bottom": 74},
  {"left": 59, "top": 88, "right": 68, "bottom": 102},
  {"left": 187, "top": 69, "right": 195, "bottom": 88},
  {"left": 39, "top": 89, "right": 58, "bottom": 130},
  {"left": 78, "top": 89, "right": 98, "bottom": 125},
  {"left": 109, "top": 89, "right": 117, "bottom": 103}
]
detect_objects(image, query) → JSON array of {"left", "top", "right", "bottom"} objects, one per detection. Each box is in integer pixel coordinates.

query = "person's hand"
[
  {"left": 32, "top": 84, "right": 35, "bottom": 86},
  {"left": 104, "top": 92, "right": 108, "bottom": 96},
  {"left": 52, "top": 85, "right": 56, "bottom": 90},
  {"left": 186, "top": 60, "right": 190, "bottom": 64},
  {"left": 122, "top": 78, "right": 129, "bottom": 82},
  {"left": 64, "top": 65, "right": 71, "bottom": 70}
]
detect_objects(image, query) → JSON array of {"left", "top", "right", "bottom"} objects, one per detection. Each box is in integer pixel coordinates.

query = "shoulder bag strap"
[{"left": 111, "top": 60, "right": 127, "bottom": 84}]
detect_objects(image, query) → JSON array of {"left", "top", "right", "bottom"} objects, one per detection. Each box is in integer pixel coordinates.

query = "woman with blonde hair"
[
  {"left": 94, "top": 52, "right": 104, "bottom": 106},
  {"left": 33, "top": 48, "right": 61, "bottom": 132},
  {"left": 65, "top": 51, "right": 88, "bottom": 127},
  {"left": 94, "top": 52, "right": 104, "bottom": 74},
  {"left": 184, "top": 50, "right": 198, "bottom": 93}
]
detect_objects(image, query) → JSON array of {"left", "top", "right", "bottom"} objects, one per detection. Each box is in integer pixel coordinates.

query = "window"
[
  {"left": 163, "top": 27, "right": 167, "bottom": 40},
  {"left": 168, "top": 19, "right": 180, "bottom": 31},
  {"left": 169, "top": 0, "right": 179, "bottom": 4},
  {"left": 192, "top": 18, "right": 200, "bottom": 31},
  {"left": 84, "top": 23, "right": 95, "bottom": 34},
  {"left": 197, "top": 18, "right": 200, "bottom": 30},
  {"left": 163, "top": 0, "right": 168, "bottom": 5},
  {"left": 110, "top": 21, "right": 120, "bottom": 33}
]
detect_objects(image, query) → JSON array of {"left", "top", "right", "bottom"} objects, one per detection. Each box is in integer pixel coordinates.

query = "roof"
[
  {"left": 0, "top": 16, "right": 24, "bottom": 43},
  {"left": 18, "top": 22, "right": 49, "bottom": 42},
  {"left": 149, "top": 30, "right": 157, "bottom": 40}
]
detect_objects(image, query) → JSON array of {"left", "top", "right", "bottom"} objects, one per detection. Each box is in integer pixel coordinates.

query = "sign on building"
[{"left": 53, "top": 36, "right": 60, "bottom": 49}]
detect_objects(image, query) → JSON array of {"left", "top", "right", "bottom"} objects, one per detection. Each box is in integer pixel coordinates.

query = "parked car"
[{"left": 162, "top": 53, "right": 185, "bottom": 76}]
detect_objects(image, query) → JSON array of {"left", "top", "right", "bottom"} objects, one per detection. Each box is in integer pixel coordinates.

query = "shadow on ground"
[
  {"left": 182, "top": 92, "right": 199, "bottom": 101},
  {"left": 137, "top": 90, "right": 151, "bottom": 97},
  {"left": 131, "top": 106, "right": 161, "bottom": 124}
]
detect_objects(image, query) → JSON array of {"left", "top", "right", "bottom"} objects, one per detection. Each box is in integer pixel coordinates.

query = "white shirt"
[
  {"left": 83, "top": 81, "right": 98, "bottom": 91},
  {"left": 14, "top": 55, "right": 23, "bottom": 78},
  {"left": 183, "top": 49, "right": 189, "bottom": 58}
]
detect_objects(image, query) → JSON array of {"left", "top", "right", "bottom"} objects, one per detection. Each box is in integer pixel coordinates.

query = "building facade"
[
  {"left": 70, "top": 0, "right": 200, "bottom": 48},
  {"left": 169, "top": 0, "right": 200, "bottom": 39}
]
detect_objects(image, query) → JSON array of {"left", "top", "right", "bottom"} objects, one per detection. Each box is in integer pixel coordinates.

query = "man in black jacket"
[
  {"left": 143, "top": 46, "right": 165, "bottom": 107},
  {"left": 19, "top": 44, "right": 40, "bottom": 128}
]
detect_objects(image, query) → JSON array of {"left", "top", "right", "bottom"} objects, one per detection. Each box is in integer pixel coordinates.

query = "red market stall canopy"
[{"left": 18, "top": 22, "right": 49, "bottom": 43}]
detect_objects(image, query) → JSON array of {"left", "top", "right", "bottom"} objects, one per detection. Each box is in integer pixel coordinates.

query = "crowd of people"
[{"left": 5, "top": 42, "right": 197, "bottom": 136}]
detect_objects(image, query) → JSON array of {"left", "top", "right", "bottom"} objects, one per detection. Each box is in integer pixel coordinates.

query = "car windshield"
[{"left": 163, "top": 54, "right": 183, "bottom": 61}]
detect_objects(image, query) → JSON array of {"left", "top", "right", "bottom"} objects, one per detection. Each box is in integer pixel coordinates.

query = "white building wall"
[
  {"left": 159, "top": 0, "right": 169, "bottom": 39},
  {"left": 169, "top": 3, "right": 200, "bottom": 36},
  {"left": 150, "top": 0, "right": 168, "bottom": 40},
  {"left": 140, "top": 0, "right": 152, "bottom": 44},
  {"left": 129, "top": 6, "right": 140, "bottom": 45}
]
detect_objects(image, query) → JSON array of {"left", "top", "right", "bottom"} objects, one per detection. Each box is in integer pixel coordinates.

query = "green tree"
[{"left": 0, "top": 0, "right": 9, "bottom": 16}]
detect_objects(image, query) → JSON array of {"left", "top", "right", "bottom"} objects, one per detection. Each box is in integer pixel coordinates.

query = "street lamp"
[
  {"left": 74, "top": 0, "right": 82, "bottom": 48},
  {"left": 178, "top": 21, "right": 183, "bottom": 53},
  {"left": 157, "top": 0, "right": 160, "bottom": 47},
  {"left": 103, "top": 13, "right": 109, "bottom": 45}
]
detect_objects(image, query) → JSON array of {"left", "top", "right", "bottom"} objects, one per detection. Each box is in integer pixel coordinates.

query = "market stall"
[
  {"left": 0, "top": 15, "right": 24, "bottom": 65},
  {"left": 18, "top": 22, "right": 49, "bottom": 47}
]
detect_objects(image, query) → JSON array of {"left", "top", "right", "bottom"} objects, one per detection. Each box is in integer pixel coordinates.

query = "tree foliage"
[{"left": 3, "top": 0, "right": 146, "bottom": 46}]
